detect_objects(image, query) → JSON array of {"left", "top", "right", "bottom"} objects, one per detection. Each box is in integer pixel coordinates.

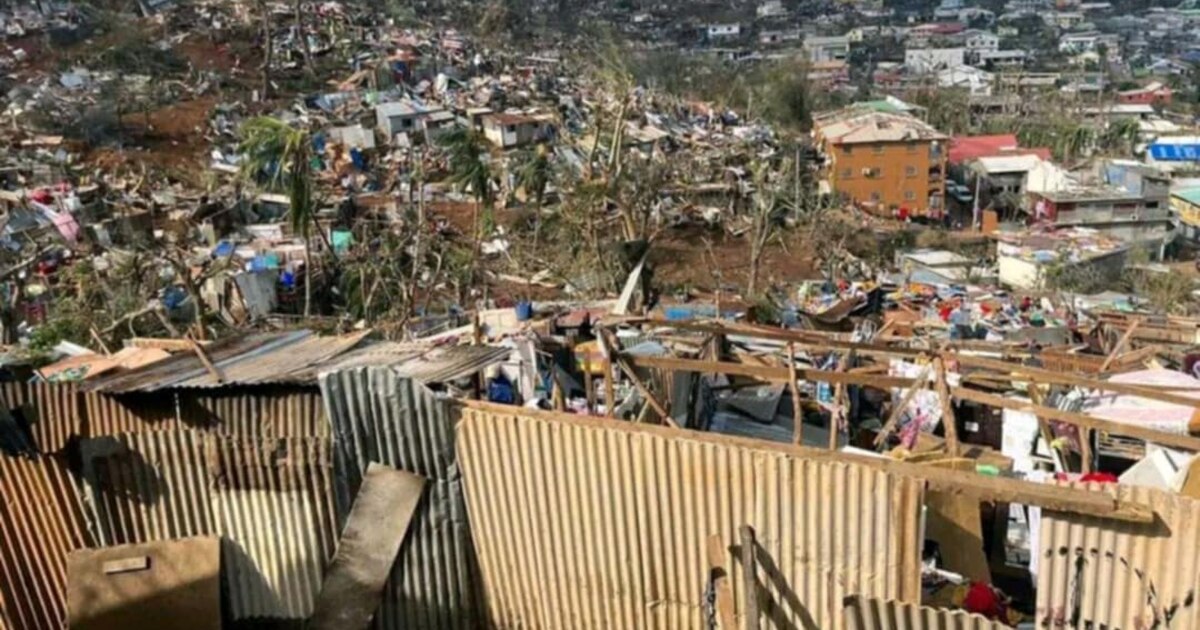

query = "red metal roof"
[{"left": 948, "top": 134, "right": 1051, "bottom": 164}]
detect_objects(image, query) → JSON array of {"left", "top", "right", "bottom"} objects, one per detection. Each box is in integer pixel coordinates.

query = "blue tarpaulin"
[{"left": 1149, "top": 143, "right": 1200, "bottom": 161}]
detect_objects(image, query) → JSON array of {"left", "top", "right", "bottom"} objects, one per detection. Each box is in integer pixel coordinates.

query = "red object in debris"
[
  {"left": 963, "top": 582, "right": 1005, "bottom": 619},
  {"left": 30, "top": 189, "right": 52, "bottom": 203},
  {"left": 1080, "top": 472, "right": 1119, "bottom": 484},
  {"left": 939, "top": 305, "right": 953, "bottom": 322},
  {"left": 897, "top": 206, "right": 910, "bottom": 221}
]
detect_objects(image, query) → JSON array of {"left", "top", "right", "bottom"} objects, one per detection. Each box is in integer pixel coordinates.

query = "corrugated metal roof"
[
  {"left": 456, "top": 406, "right": 925, "bottom": 630},
  {"left": 319, "top": 368, "right": 484, "bottom": 630},
  {"left": 81, "top": 330, "right": 371, "bottom": 393},
  {"left": 208, "top": 435, "right": 338, "bottom": 621},
  {"left": 1037, "top": 482, "right": 1200, "bottom": 629},
  {"left": 0, "top": 454, "right": 91, "bottom": 630},
  {"left": 389, "top": 345, "right": 513, "bottom": 383},
  {"left": 843, "top": 596, "right": 1010, "bottom": 629}
]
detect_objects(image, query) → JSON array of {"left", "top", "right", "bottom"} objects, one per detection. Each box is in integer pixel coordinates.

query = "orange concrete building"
[{"left": 813, "top": 107, "right": 949, "bottom": 217}]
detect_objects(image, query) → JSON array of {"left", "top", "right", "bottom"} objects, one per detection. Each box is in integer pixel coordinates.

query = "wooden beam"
[
  {"left": 788, "top": 343, "right": 803, "bottom": 446},
  {"left": 875, "top": 362, "right": 933, "bottom": 448},
  {"left": 831, "top": 352, "right": 851, "bottom": 450},
  {"left": 188, "top": 337, "right": 223, "bottom": 384},
  {"left": 706, "top": 535, "right": 737, "bottom": 630},
  {"left": 603, "top": 318, "right": 923, "bottom": 360},
  {"left": 1099, "top": 318, "right": 1140, "bottom": 372},
  {"left": 621, "top": 355, "right": 916, "bottom": 390},
  {"left": 950, "top": 352, "right": 1200, "bottom": 409},
  {"left": 128, "top": 337, "right": 201, "bottom": 352},
  {"left": 739, "top": 526, "right": 760, "bottom": 630},
  {"left": 614, "top": 356, "right": 676, "bottom": 428},
  {"left": 935, "top": 358, "right": 959, "bottom": 456},
  {"left": 460, "top": 400, "right": 1154, "bottom": 523},
  {"left": 599, "top": 333, "right": 615, "bottom": 418},
  {"left": 951, "top": 386, "right": 1200, "bottom": 452}
]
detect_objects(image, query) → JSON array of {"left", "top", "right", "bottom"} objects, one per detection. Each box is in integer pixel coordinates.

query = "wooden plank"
[
  {"left": 934, "top": 358, "right": 959, "bottom": 455},
  {"left": 1099, "top": 318, "right": 1140, "bottom": 372},
  {"left": 309, "top": 464, "right": 427, "bottom": 630},
  {"left": 706, "top": 534, "right": 737, "bottom": 630},
  {"left": 875, "top": 362, "right": 933, "bottom": 448},
  {"left": 739, "top": 526, "right": 760, "bottom": 630},
  {"left": 621, "top": 355, "right": 916, "bottom": 390},
  {"left": 599, "top": 333, "right": 615, "bottom": 418},
  {"left": 188, "top": 337, "right": 223, "bottom": 384},
  {"left": 951, "top": 352, "right": 1200, "bottom": 408},
  {"left": 951, "top": 386, "right": 1200, "bottom": 452},
  {"left": 614, "top": 356, "right": 676, "bottom": 428},
  {"left": 788, "top": 343, "right": 803, "bottom": 445},
  {"left": 924, "top": 459, "right": 991, "bottom": 583}
]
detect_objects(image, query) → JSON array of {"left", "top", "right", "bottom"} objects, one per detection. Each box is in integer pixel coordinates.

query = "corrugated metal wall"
[
  {"left": 1037, "top": 483, "right": 1200, "bottom": 629},
  {"left": 843, "top": 596, "right": 1010, "bottom": 629},
  {"left": 0, "top": 454, "right": 91, "bottom": 630},
  {"left": 182, "top": 390, "right": 328, "bottom": 437},
  {"left": 0, "top": 382, "right": 81, "bottom": 453},
  {"left": 320, "top": 368, "right": 484, "bottom": 630},
  {"left": 456, "top": 407, "right": 925, "bottom": 630},
  {"left": 208, "top": 434, "right": 338, "bottom": 620},
  {"left": 80, "top": 430, "right": 214, "bottom": 545},
  {"left": 0, "top": 382, "right": 326, "bottom": 450},
  {"left": 79, "top": 430, "right": 340, "bottom": 624}
]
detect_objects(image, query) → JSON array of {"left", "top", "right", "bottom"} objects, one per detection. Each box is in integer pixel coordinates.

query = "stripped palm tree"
[
  {"left": 238, "top": 116, "right": 316, "bottom": 316},
  {"left": 515, "top": 144, "right": 553, "bottom": 244},
  {"left": 439, "top": 127, "right": 493, "bottom": 297}
]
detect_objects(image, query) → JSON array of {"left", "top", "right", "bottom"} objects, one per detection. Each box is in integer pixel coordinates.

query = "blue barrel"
[{"left": 515, "top": 301, "right": 533, "bottom": 321}]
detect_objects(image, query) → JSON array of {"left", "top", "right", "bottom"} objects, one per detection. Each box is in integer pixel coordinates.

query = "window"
[
  {"left": 870, "top": 192, "right": 881, "bottom": 202},
  {"left": 843, "top": 145, "right": 853, "bottom": 156},
  {"left": 873, "top": 143, "right": 885, "bottom": 155},
  {"left": 401, "top": 118, "right": 413, "bottom": 129},
  {"left": 906, "top": 142, "right": 918, "bottom": 153},
  {"left": 904, "top": 190, "right": 916, "bottom": 201},
  {"left": 506, "top": 125, "right": 517, "bottom": 133},
  {"left": 841, "top": 168, "right": 853, "bottom": 179},
  {"left": 905, "top": 165, "right": 917, "bottom": 177}
]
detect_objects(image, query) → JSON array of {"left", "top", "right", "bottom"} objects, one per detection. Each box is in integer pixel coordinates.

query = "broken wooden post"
[
  {"left": 739, "top": 526, "right": 760, "bottom": 630},
  {"left": 788, "top": 342, "right": 803, "bottom": 445},
  {"left": 188, "top": 337, "right": 223, "bottom": 384},
  {"left": 1099, "top": 318, "right": 1140, "bottom": 372},
  {"left": 934, "top": 358, "right": 960, "bottom": 456},
  {"left": 874, "top": 360, "right": 933, "bottom": 448},
  {"left": 599, "top": 331, "right": 615, "bottom": 418},
  {"left": 706, "top": 534, "right": 737, "bottom": 630}
]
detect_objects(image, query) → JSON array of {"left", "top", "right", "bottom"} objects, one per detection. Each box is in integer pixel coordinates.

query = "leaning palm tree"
[
  {"left": 238, "top": 116, "right": 316, "bottom": 316},
  {"left": 515, "top": 144, "right": 553, "bottom": 244}
]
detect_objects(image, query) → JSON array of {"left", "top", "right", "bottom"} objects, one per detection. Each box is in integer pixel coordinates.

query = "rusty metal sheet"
[
  {"left": 456, "top": 407, "right": 925, "bottom": 630},
  {"left": 67, "top": 537, "right": 221, "bottom": 630},
  {"left": 1037, "top": 483, "right": 1200, "bottom": 629},
  {"left": 82, "top": 330, "right": 368, "bottom": 393},
  {"left": 207, "top": 434, "right": 339, "bottom": 621},
  {"left": 843, "top": 596, "right": 1010, "bottom": 629},
  {"left": 0, "top": 454, "right": 92, "bottom": 630},
  {"left": 80, "top": 430, "right": 215, "bottom": 545},
  {"left": 0, "top": 382, "right": 81, "bottom": 453},
  {"left": 179, "top": 388, "right": 328, "bottom": 438},
  {"left": 309, "top": 463, "right": 426, "bottom": 630},
  {"left": 82, "top": 391, "right": 188, "bottom": 437},
  {"left": 320, "top": 368, "right": 484, "bottom": 630}
]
